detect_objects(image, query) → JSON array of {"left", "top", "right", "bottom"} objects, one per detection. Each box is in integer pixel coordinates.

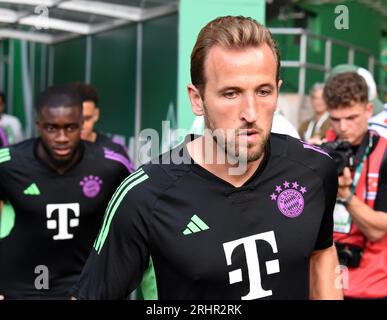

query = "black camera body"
[
  {"left": 335, "top": 242, "right": 363, "bottom": 268},
  {"left": 321, "top": 140, "right": 356, "bottom": 175}
]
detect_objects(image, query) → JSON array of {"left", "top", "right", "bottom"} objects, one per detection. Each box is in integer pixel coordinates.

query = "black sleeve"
[
  {"left": 72, "top": 169, "right": 153, "bottom": 299},
  {"left": 313, "top": 157, "right": 338, "bottom": 250},
  {"left": 0, "top": 163, "right": 6, "bottom": 201},
  {"left": 374, "top": 151, "right": 387, "bottom": 212}
]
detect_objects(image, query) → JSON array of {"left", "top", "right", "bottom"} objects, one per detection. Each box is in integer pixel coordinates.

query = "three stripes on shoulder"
[
  {"left": 94, "top": 168, "right": 149, "bottom": 254},
  {"left": 0, "top": 148, "right": 10, "bottom": 164}
]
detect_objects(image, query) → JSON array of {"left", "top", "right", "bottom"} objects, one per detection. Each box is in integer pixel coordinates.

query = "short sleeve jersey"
[
  {"left": 0, "top": 139, "right": 130, "bottom": 299},
  {"left": 74, "top": 134, "right": 338, "bottom": 300}
]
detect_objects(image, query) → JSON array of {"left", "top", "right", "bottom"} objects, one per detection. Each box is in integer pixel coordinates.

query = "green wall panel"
[
  {"left": 11, "top": 40, "right": 25, "bottom": 128},
  {"left": 141, "top": 14, "right": 178, "bottom": 136},
  {"left": 269, "top": 2, "right": 382, "bottom": 94},
  {"left": 91, "top": 24, "right": 137, "bottom": 139},
  {"left": 53, "top": 38, "right": 86, "bottom": 85}
]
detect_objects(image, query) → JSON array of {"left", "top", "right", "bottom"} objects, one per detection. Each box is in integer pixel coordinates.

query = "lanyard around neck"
[{"left": 350, "top": 141, "right": 371, "bottom": 193}]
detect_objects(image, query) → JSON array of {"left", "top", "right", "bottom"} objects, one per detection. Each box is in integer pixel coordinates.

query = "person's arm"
[
  {"left": 73, "top": 169, "right": 152, "bottom": 299},
  {"left": 309, "top": 147, "right": 342, "bottom": 299},
  {"left": 338, "top": 167, "right": 387, "bottom": 241},
  {"left": 309, "top": 245, "right": 343, "bottom": 299},
  {"left": 0, "top": 173, "right": 3, "bottom": 299}
]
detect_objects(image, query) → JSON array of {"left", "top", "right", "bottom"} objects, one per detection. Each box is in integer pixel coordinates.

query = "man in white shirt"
[
  {"left": 368, "top": 104, "right": 387, "bottom": 139},
  {"left": 0, "top": 92, "right": 24, "bottom": 145}
]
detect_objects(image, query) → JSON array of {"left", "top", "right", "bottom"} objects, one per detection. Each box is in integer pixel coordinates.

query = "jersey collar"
[{"left": 182, "top": 134, "right": 271, "bottom": 193}]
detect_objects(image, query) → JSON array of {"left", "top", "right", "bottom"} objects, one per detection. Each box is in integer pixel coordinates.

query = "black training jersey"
[
  {"left": 74, "top": 134, "right": 338, "bottom": 300},
  {"left": 0, "top": 139, "right": 130, "bottom": 299}
]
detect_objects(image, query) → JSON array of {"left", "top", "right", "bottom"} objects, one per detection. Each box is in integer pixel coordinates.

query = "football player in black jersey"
[
  {"left": 74, "top": 16, "right": 343, "bottom": 300},
  {"left": 0, "top": 85, "right": 130, "bottom": 299},
  {"left": 71, "top": 82, "right": 133, "bottom": 170}
]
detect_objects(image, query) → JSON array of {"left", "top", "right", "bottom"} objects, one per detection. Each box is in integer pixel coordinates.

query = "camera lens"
[{"left": 338, "top": 248, "right": 353, "bottom": 266}]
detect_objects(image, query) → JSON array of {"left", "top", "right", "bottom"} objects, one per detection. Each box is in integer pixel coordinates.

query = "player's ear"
[
  {"left": 365, "top": 102, "right": 373, "bottom": 119},
  {"left": 277, "top": 79, "right": 283, "bottom": 92},
  {"left": 94, "top": 107, "right": 100, "bottom": 121},
  {"left": 188, "top": 84, "right": 204, "bottom": 116},
  {"left": 35, "top": 113, "right": 42, "bottom": 133}
]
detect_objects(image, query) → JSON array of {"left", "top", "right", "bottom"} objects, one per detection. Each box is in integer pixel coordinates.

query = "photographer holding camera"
[{"left": 323, "top": 72, "right": 387, "bottom": 299}]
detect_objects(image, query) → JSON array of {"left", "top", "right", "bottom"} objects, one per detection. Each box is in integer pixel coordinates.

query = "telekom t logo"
[
  {"left": 223, "top": 231, "right": 280, "bottom": 300},
  {"left": 46, "top": 203, "right": 80, "bottom": 240}
]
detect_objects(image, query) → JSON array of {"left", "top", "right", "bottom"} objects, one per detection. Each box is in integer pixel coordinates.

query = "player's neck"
[
  {"left": 187, "top": 136, "right": 263, "bottom": 188},
  {"left": 83, "top": 131, "right": 97, "bottom": 143},
  {"left": 36, "top": 141, "right": 81, "bottom": 175}
]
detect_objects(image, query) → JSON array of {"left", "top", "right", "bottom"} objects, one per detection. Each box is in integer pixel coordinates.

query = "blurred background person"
[
  {"left": 0, "top": 85, "right": 130, "bottom": 299},
  {"left": 299, "top": 83, "right": 330, "bottom": 145},
  {"left": 326, "top": 64, "right": 386, "bottom": 139},
  {"left": 0, "top": 127, "right": 8, "bottom": 147},
  {"left": 71, "top": 82, "right": 134, "bottom": 172},
  {"left": 369, "top": 102, "right": 387, "bottom": 139},
  {"left": 0, "top": 92, "right": 24, "bottom": 145}
]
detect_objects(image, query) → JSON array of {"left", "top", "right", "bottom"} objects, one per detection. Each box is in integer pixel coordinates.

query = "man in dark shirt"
[
  {"left": 0, "top": 85, "right": 130, "bottom": 299},
  {"left": 74, "top": 16, "right": 342, "bottom": 300}
]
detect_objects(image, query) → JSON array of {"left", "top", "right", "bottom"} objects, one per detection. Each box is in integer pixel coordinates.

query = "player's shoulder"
[
  {"left": 2, "top": 113, "right": 21, "bottom": 124},
  {"left": 96, "top": 133, "right": 129, "bottom": 156},
  {"left": 0, "top": 138, "right": 35, "bottom": 168},
  {"left": 119, "top": 143, "right": 193, "bottom": 203},
  {"left": 83, "top": 141, "right": 133, "bottom": 173},
  {"left": 270, "top": 133, "right": 336, "bottom": 177}
]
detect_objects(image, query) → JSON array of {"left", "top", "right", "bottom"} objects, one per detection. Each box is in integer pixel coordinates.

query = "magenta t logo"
[{"left": 223, "top": 231, "right": 280, "bottom": 300}]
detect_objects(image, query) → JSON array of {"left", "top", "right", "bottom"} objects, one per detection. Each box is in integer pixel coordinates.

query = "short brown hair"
[
  {"left": 71, "top": 82, "right": 99, "bottom": 106},
  {"left": 190, "top": 16, "right": 281, "bottom": 93},
  {"left": 323, "top": 72, "right": 368, "bottom": 109}
]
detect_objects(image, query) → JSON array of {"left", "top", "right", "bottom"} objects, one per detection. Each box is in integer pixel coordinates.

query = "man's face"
[
  {"left": 81, "top": 101, "right": 99, "bottom": 141},
  {"left": 36, "top": 106, "right": 83, "bottom": 165},
  {"left": 329, "top": 102, "right": 373, "bottom": 145},
  {"left": 188, "top": 44, "right": 280, "bottom": 163},
  {"left": 311, "top": 88, "right": 326, "bottom": 114}
]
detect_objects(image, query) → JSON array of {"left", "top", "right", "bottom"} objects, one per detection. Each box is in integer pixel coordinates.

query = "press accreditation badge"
[{"left": 333, "top": 203, "right": 352, "bottom": 234}]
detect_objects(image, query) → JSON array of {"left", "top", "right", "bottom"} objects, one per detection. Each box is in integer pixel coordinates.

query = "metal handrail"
[{"left": 269, "top": 27, "right": 387, "bottom": 104}]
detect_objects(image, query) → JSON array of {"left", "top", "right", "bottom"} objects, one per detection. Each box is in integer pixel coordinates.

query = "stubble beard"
[{"left": 203, "top": 106, "right": 269, "bottom": 165}]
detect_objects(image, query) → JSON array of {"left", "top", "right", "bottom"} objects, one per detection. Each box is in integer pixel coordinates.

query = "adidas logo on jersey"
[
  {"left": 24, "top": 183, "right": 40, "bottom": 196},
  {"left": 0, "top": 148, "right": 10, "bottom": 163},
  {"left": 182, "top": 214, "right": 210, "bottom": 235}
]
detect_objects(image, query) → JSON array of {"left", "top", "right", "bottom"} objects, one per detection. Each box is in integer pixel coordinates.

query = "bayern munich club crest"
[
  {"left": 80, "top": 175, "right": 103, "bottom": 198},
  {"left": 270, "top": 180, "right": 307, "bottom": 218}
]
